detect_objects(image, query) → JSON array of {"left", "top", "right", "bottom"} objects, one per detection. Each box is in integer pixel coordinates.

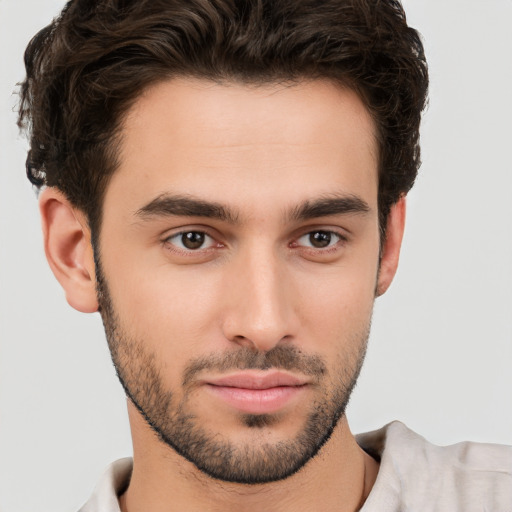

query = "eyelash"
[
  {"left": 163, "top": 228, "right": 347, "bottom": 258},
  {"left": 163, "top": 231, "right": 221, "bottom": 254},
  {"left": 292, "top": 231, "right": 346, "bottom": 252}
]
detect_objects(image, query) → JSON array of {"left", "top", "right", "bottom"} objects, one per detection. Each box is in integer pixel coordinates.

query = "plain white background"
[{"left": 1, "top": 1, "right": 511, "bottom": 511}]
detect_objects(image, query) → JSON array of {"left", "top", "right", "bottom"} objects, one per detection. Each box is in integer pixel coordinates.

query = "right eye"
[{"left": 165, "top": 231, "right": 216, "bottom": 251}]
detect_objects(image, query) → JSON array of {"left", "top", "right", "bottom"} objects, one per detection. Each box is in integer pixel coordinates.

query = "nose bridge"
[{"left": 223, "top": 241, "right": 295, "bottom": 351}]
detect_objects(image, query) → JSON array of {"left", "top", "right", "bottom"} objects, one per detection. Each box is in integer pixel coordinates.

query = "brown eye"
[
  {"left": 296, "top": 230, "right": 342, "bottom": 250},
  {"left": 166, "top": 231, "right": 215, "bottom": 251},
  {"left": 181, "top": 232, "right": 206, "bottom": 249},
  {"left": 309, "top": 231, "right": 332, "bottom": 248}
]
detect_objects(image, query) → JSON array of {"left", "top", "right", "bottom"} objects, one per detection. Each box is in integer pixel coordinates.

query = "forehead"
[{"left": 108, "top": 78, "right": 378, "bottom": 218}]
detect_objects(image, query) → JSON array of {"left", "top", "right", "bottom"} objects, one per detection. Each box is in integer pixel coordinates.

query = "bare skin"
[{"left": 40, "top": 78, "right": 405, "bottom": 511}]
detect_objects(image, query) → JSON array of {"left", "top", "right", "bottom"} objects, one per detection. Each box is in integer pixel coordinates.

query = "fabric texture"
[
  {"left": 357, "top": 422, "right": 512, "bottom": 511},
  {"left": 79, "top": 422, "right": 512, "bottom": 511}
]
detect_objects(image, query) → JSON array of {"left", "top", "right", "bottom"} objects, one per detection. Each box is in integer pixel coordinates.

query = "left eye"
[
  {"left": 165, "top": 231, "right": 216, "bottom": 251},
  {"left": 297, "top": 230, "right": 342, "bottom": 249}
]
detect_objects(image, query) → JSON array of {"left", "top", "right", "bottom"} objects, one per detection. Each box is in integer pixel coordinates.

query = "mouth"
[{"left": 202, "top": 371, "right": 310, "bottom": 415}]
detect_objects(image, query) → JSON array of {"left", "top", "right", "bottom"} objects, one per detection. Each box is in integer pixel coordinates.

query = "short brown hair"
[{"left": 18, "top": 0, "right": 428, "bottom": 239}]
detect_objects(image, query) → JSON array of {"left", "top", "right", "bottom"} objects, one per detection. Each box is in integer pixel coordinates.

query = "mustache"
[{"left": 182, "top": 345, "right": 326, "bottom": 387}]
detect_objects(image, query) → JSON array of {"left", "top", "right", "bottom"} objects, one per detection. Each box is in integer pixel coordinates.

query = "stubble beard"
[{"left": 95, "top": 263, "right": 370, "bottom": 485}]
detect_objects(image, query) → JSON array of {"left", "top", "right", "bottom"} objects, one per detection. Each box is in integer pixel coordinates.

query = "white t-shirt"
[{"left": 79, "top": 422, "right": 512, "bottom": 511}]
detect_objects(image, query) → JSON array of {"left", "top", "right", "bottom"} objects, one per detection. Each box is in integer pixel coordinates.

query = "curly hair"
[{"left": 18, "top": 0, "right": 428, "bottom": 240}]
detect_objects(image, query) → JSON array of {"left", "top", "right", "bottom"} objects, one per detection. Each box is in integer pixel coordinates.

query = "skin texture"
[{"left": 40, "top": 78, "right": 406, "bottom": 511}]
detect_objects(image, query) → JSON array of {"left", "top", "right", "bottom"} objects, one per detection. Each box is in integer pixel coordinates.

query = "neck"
[{"left": 120, "top": 403, "right": 378, "bottom": 512}]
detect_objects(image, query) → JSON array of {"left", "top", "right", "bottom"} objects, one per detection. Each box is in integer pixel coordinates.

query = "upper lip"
[{"left": 204, "top": 371, "right": 310, "bottom": 390}]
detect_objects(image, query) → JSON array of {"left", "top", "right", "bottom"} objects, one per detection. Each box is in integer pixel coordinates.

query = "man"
[{"left": 15, "top": 0, "right": 511, "bottom": 510}]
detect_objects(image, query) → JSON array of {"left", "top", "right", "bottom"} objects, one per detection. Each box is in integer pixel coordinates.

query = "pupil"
[
  {"left": 310, "top": 231, "right": 331, "bottom": 248},
  {"left": 182, "top": 232, "right": 205, "bottom": 250}
]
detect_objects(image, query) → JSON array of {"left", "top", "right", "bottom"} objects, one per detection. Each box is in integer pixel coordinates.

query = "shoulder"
[
  {"left": 358, "top": 422, "right": 512, "bottom": 511},
  {"left": 78, "top": 458, "right": 133, "bottom": 512}
]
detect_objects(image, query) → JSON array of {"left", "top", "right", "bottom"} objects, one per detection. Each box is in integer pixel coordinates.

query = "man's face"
[{"left": 97, "top": 78, "right": 381, "bottom": 483}]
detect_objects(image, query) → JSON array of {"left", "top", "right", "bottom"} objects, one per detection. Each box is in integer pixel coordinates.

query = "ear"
[
  {"left": 376, "top": 196, "right": 406, "bottom": 297},
  {"left": 39, "top": 187, "right": 98, "bottom": 313}
]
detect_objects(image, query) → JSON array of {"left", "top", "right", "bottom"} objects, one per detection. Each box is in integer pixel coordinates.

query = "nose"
[{"left": 221, "top": 246, "right": 298, "bottom": 352}]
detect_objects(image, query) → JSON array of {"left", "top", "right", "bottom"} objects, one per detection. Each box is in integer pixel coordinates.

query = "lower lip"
[{"left": 205, "top": 384, "right": 306, "bottom": 414}]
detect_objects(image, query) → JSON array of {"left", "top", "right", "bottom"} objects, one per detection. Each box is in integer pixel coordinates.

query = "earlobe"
[
  {"left": 39, "top": 188, "right": 99, "bottom": 313},
  {"left": 376, "top": 197, "right": 406, "bottom": 297}
]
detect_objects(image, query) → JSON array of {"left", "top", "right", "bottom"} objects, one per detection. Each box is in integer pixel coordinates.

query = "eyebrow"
[
  {"left": 289, "top": 194, "right": 371, "bottom": 221},
  {"left": 136, "top": 194, "right": 239, "bottom": 223},
  {"left": 135, "top": 192, "right": 371, "bottom": 224}
]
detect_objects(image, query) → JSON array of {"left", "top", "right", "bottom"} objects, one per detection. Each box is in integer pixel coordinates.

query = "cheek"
[
  {"left": 300, "top": 276, "right": 375, "bottom": 383},
  {"left": 101, "top": 270, "right": 220, "bottom": 395},
  {"left": 104, "top": 258, "right": 225, "bottom": 352},
  {"left": 298, "top": 253, "right": 378, "bottom": 326},
  {"left": 300, "top": 277, "right": 375, "bottom": 343}
]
